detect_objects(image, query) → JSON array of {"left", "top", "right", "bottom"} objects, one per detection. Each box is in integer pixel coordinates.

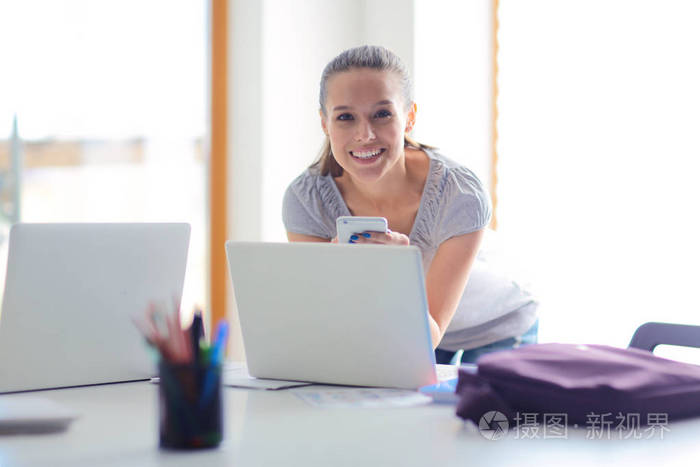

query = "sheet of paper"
[
  {"left": 420, "top": 364, "right": 475, "bottom": 404},
  {"left": 150, "top": 363, "right": 314, "bottom": 390},
  {"left": 436, "top": 363, "right": 460, "bottom": 380},
  {"left": 295, "top": 388, "right": 432, "bottom": 408},
  {"left": 223, "top": 362, "right": 313, "bottom": 390}
]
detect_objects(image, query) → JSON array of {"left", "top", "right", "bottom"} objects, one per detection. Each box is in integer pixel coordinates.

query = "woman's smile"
[{"left": 349, "top": 147, "right": 386, "bottom": 163}]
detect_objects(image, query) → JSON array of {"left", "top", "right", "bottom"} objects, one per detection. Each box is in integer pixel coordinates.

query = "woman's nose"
[{"left": 354, "top": 120, "right": 376, "bottom": 142}]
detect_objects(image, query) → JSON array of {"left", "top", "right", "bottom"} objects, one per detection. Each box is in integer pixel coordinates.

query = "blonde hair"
[{"left": 311, "top": 45, "right": 433, "bottom": 177}]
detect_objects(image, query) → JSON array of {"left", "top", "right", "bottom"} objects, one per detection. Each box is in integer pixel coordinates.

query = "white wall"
[
  {"left": 414, "top": 0, "right": 494, "bottom": 186},
  {"left": 497, "top": 0, "right": 700, "bottom": 348},
  {"left": 363, "top": 0, "right": 415, "bottom": 79},
  {"left": 230, "top": 0, "right": 264, "bottom": 242}
]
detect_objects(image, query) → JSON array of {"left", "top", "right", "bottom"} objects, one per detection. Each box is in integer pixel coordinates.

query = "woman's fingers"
[
  {"left": 388, "top": 231, "right": 410, "bottom": 245},
  {"left": 348, "top": 231, "right": 380, "bottom": 243},
  {"left": 349, "top": 230, "right": 409, "bottom": 245}
]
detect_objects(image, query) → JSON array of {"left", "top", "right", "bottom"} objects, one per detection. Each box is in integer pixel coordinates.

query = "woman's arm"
[
  {"left": 287, "top": 232, "right": 332, "bottom": 243},
  {"left": 425, "top": 229, "right": 484, "bottom": 349},
  {"left": 338, "top": 228, "right": 484, "bottom": 348}
]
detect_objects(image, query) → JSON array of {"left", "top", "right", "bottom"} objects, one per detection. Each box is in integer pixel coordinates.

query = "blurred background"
[
  {"left": 0, "top": 0, "right": 206, "bottom": 320},
  {"left": 1, "top": 0, "right": 699, "bottom": 362}
]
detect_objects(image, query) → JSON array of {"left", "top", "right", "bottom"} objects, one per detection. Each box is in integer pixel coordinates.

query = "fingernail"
[
  {"left": 362, "top": 233, "right": 371, "bottom": 238},
  {"left": 350, "top": 235, "right": 358, "bottom": 240},
  {"left": 349, "top": 239, "right": 356, "bottom": 244}
]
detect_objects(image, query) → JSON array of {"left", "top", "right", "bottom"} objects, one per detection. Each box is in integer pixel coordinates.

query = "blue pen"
[
  {"left": 199, "top": 321, "right": 229, "bottom": 408},
  {"left": 211, "top": 321, "right": 230, "bottom": 365}
]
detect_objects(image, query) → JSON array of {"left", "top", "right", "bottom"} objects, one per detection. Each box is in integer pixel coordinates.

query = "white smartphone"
[{"left": 335, "top": 216, "right": 388, "bottom": 244}]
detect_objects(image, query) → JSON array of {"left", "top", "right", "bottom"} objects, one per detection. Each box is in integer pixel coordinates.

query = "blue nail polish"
[
  {"left": 350, "top": 235, "right": 358, "bottom": 240},
  {"left": 362, "top": 232, "right": 371, "bottom": 238},
  {"left": 349, "top": 239, "right": 356, "bottom": 244}
]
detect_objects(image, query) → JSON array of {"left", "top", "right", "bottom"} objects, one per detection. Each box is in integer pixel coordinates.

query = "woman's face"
[{"left": 321, "top": 68, "right": 415, "bottom": 184}]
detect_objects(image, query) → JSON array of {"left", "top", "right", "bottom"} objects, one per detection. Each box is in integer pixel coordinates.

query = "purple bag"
[{"left": 456, "top": 343, "right": 700, "bottom": 425}]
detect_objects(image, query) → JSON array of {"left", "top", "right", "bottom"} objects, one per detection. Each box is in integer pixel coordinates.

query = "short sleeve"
[
  {"left": 434, "top": 167, "right": 492, "bottom": 244},
  {"left": 282, "top": 173, "right": 336, "bottom": 239}
]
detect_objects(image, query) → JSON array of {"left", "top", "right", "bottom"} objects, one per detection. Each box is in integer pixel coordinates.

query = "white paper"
[
  {"left": 223, "top": 362, "right": 313, "bottom": 390},
  {"left": 295, "top": 388, "right": 432, "bottom": 408}
]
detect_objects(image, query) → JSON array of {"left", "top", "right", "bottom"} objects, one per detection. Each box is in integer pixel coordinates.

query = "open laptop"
[
  {"left": 225, "top": 242, "right": 439, "bottom": 389},
  {"left": 0, "top": 223, "right": 190, "bottom": 393}
]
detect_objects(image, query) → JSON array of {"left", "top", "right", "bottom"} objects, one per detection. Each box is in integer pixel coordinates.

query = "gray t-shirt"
[{"left": 282, "top": 148, "right": 537, "bottom": 351}]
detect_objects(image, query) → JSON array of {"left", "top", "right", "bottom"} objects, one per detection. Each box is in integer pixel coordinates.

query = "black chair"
[{"left": 629, "top": 322, "right": 700, "bottom": 352}]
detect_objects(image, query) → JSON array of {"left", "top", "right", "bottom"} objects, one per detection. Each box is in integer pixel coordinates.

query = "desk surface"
[{"left": 0, "top": 380, "right": 698, "bottom": 467}]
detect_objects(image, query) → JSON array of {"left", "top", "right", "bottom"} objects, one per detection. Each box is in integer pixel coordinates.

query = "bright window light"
[{"left": 497, "top": 0, "right": 700, "bottom": 347}]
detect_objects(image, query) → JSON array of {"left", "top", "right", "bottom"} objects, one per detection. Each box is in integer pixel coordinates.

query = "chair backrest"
[{"left": 629, "top": 322, "right": 700, "bottom": 352}]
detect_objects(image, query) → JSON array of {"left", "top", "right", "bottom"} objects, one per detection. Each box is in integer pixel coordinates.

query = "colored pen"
[
  {"left": 211, "top": 321, "right": 230, "bottom": 366},
  {"left": 190, "top": 310, "right": 204, "bottom": 364}
]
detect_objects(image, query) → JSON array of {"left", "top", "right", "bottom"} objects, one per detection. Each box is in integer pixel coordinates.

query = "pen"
[
  {"left": 198, "top": 320, "right": 228, "bottom": 407},
  {"left": 211, "top": 321, "right": 230, "bottom": 366},
  {"left": 190, "top": 310, "right": 204, "bottom": 364}
]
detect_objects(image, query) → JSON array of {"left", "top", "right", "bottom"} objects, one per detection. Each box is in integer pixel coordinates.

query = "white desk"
[{"left": 0, "top": 380, "right": 698, "bottom": 467}]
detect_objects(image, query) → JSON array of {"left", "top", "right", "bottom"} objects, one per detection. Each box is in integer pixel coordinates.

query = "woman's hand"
[{"left": 348, "top": 229, "right": 409, "bottom": 246}]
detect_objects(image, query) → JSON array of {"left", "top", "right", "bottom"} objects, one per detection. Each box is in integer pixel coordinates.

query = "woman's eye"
[
  {"left": 337, "top": 113, "right": 354, "bottom": 121},
  {"left": 374, "top": 109, "right": 392, "bottom": 118}
]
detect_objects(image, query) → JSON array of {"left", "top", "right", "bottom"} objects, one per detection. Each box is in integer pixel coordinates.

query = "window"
[
  {"left": 497, "top": 0, "right": 700, "bottom": 347},
  {"left": 0, "top": 1, "right": 207, "bottom": 318}
]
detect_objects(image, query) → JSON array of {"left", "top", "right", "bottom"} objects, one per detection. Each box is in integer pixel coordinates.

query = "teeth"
[{"left": 352, "top": 149, "right": 382, "bottom": 159}]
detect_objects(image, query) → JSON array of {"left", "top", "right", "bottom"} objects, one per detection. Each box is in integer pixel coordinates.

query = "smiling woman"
[{"left": 282, "top": 45, "right": 538, "bottom": 363}]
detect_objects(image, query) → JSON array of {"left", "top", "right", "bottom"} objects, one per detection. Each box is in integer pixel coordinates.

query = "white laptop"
[
  {"left": 0, "top": 223, "right": 190, "bottom": 393},
  {"left": 225, "top": 242, "right": 438, "bottom": 389}
]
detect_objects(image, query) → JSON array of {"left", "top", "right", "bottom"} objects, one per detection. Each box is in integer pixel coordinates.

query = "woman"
[{"left": 283, "top": 45, "right": 537, "bottom": 364}]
